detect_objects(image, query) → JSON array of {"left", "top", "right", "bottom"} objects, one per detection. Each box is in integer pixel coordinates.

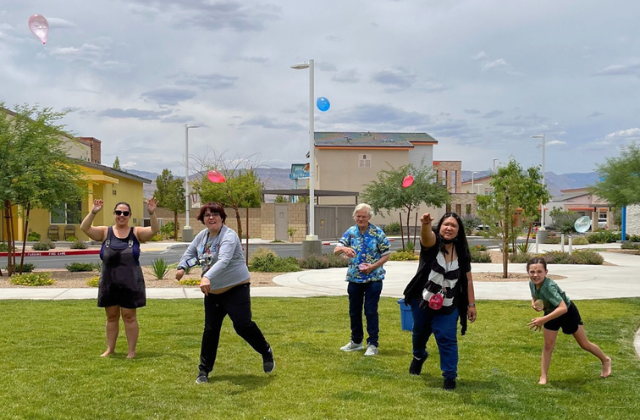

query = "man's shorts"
[{"left": 544, "top": 302, "right": 583, "bottom": 334}]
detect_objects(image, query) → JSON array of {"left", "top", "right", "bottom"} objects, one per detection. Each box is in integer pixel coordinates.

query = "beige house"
[
  {"left": 547, "top": 188, "right": 612, "bottom": 230},
  {"left": 312, "top": 132, "right": 474, "bottom": 227}
]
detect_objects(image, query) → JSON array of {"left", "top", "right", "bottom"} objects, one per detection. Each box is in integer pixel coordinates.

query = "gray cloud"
[
  {"left": 141, "top": 88, "right": 197, "bottom": 106},
  {"left": 332, "top": 69, "right": 361, "bottom": 83},
  {"left": 371, "top": 67, "right": 416, "bottom": 91},
  {"left": 332, "top": 104, "right": 430, "bottom": 128},
  {"left": 593, "top": 63, "right": 640, "bottom": 76},
  {"left": 239, "top": 116, "right": 304, "bottom": 130},
  {"left": 98, "top": 108, "right": 173, "bottom": 120},
  {"left": 173, "top": 73, "right": 238, "bottom": 90},
  {"left": 481, "top": 110, "right": 504, "bottom": 119}
]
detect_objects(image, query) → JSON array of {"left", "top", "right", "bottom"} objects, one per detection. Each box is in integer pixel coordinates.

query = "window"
[
  {"left": 51, "top": 201, "right": 82, "bottom": 224},
  {"left": 358, "top": 154, "right": 371, "bottom": 168}
]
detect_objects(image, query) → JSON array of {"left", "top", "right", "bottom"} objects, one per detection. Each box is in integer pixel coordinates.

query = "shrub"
[
  {"left": 179, "top": 278, "right": 201, "bottom": 286},
  {"left": 251, "top": 254, "right": 300, "bottom": 272},
  {"left": 587, "top": 231, "right": 620, "bottom": 244},
  {"left": 323, "top": 253, "right": 350, "bottom": 267},
  {"left": 70, "top": 240, "right": 87, "bottom": 249},
  {"left": 404, "top": 241, "right": 416, "bottom": 253},
  {"left": 389, "top": 250, "right": 419, "bottom": 261},
  {"left": 572, "top": 249, "right": 604, "bottom": 265},
  {"left": 65, "top": 262, "right": 96, "bottom": 272},
  {"left": 27, "top": 231, "right": 41, "bottom": 241},
  {"left": 9, "top": 272, "right": 55, "bottom": 286},
  {"left": 383, "top": 222, "right": 401, "bottom": 235},
  {"left": 66, "top": 236, "right": 78, "bottom": 242},
  {"left": 475, "top": 244, "right": 488, "bottom": 251},
  {"left": 298, "top": 254, "right": 330, "bottom": 269},
  {"left": 0, "top": 242, "right": 9, "bottom": 252},
  {"left": 572, "top": 236, "right": 589, "bottom": 245},
  {"left": 515, "top": 242, "right": 532, "bottom": 254},
  {"left": 509, "top": 252, "right": 533, "bottom": 263},
  {"left": 621, "top": 242, "right": 640, "bottom": 250},
  {"left": 86, "top": 276, "right": 100, "bottom": 287},
  {"left": 462, "top": 216, "right": 481, "bottom": 234},
  {"left": 544, "top": 237, "right": 561, "bottom": 244},
  {"left": 149, "top": 234, "right": 163, "bottom": 242},
  {"left": 32, "top": 242, "right": 51, "bottom": 251},
  {"left": 249, "top": 247, "right": 278, "bottom": 266},
  {"left": 542, "top": 251, "right": 575, "bottom": 265},
  {"left": 151, "top": 258, "right": 169, "bottom": 279},
  {"left": 470, "top": 249, "right": 492, "bottom": 263},
  {"left": 4, "top": 263, "right": 37, "bottom": 273},
  {"left": 160, "top": 221, "right": 178, "bottom": 239}
]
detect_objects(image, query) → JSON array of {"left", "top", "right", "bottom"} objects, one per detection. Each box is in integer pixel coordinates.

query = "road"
[{"left": 14, "top": 237, "right": 503, "bottom": 270}]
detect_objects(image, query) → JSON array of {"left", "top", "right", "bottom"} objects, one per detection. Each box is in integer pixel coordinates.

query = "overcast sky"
[{"left": 2, "top": 0, "right": 639, "bottom": 177}]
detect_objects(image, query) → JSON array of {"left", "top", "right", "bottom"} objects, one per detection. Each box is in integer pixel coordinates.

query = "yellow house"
[{"left": 0, "top": 120, "right": 152, "bottom": 242}]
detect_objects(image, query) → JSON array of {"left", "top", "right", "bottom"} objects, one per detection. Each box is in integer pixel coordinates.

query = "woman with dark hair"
[
  {"left": 176, "top": 202, "right": 274, "bottom": 384},
  {"left": 80, "top": 198, "right": 159, "bottom": 358},
  {"left": 526, "top": 257, "right": 611, "bottom": 384},
  {"left": 403, "top": 212, "right": 477, "bottom": 390}
]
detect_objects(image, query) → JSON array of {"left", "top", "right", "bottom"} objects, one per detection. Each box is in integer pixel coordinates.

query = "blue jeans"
[
  {"left": 347, "top": 281, "right": 383, "bottom": 347},
  {"left": 410, "top": 297, "right": 459, "bottom": 380}
]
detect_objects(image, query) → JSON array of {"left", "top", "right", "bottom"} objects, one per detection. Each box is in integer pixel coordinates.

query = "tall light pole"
[
  {"left": 476, "top": 184, "right": 484, "bottom": 195},
  {"left": 531, "top": 134, "right": 546, "bottom": 228},
  {"left": 493, "top": 158, "right": 499, "bottom": 173},
  {"left": 183, "top": 124, "right": 198, "bottom": 242},
  {"left": 291, "top": 59, "right": 320, "bottom": 256},
  {"left": 471, "top": 171, "right": 478, "bottom": 193}
]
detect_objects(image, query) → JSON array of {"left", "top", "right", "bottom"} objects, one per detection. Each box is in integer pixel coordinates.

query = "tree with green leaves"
[
  {"left": 192, "top": 153, "right": 263, "bottom": 241},
  {"left": 549, "top": 208, "right": 579, "bottom": 234},
  {"left": 153, "top": 169, "right": 185, "bottom": 240},
  {"left": 361, "top": 163, "right": 449, "bottom": 250},
  {"left": 591, "top": 142, "right": 640, "bottom": 207},
  {"left": 112, "top": 156, "right": 121, "bottom": 170},
  {"left": 476, "top": 159, "right": 549, "bottom": 277},
  {"left": 0, "top": 103, "right": 86, "bottom": 275}
]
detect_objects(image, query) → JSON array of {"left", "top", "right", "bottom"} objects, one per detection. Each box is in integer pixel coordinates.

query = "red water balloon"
[
  {"left": 28, "top": 14, "right": 49, "bottom": 44},
  {"left": 402, "top": 175, "right": 414, "bottom": 188},
  {"left": 207, "top": 170, "right": 226, "bottom": 183}
]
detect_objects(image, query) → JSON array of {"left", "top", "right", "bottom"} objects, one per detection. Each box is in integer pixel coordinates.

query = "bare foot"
[
  {"left": 126, "top": 352, "right": 136, "bottom": 359},
  {"left": 101, "top": 350, "right": 115, "bottom": 357},
  {"left": 538, "top": 377, "right": 547, "bottom": 385},
  {"left": 601, "top": 357, "right": 612, "bottom": 378}
]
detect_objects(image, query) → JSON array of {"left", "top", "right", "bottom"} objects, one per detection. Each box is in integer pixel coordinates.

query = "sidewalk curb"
[{"left": 0, "top": 250, "right": 100, "bottom": 257}]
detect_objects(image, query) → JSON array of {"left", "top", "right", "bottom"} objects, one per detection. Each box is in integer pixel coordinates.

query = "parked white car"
[{"left": 598, "top": 218, "right": 607, "bottom": 229}]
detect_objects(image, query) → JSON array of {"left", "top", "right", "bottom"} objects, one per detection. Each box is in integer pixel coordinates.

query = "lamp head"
[
  {"left": 291, "top": 63, "right": 310, "bottom": 70},
  {"left": 531, "top": 134, "right": 544, "bottom": 139}
]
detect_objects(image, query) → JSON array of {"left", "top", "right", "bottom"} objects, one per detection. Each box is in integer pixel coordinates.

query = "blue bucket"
[{"left": 397, "top": 298, "right": 413, "bottom": 331}]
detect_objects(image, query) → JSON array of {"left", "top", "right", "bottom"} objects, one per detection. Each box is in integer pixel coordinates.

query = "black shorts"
[{"left": 543, "top": 302, "right": 583, "bottom": 334}]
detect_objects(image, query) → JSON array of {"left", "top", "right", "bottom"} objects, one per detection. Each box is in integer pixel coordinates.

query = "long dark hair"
[{"left": 436, "top": 212, "right": 471, "bottom": 262}]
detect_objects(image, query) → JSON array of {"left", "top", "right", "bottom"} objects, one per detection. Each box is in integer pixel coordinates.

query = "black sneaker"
[
  {"left": 262, "top": 346, "right": 275, "bottom": 374},
  {"left": 409, "top": 356, "right": 425, "bottom": 376},
  {"left": 443, "top": 378, "right": 456, "bottom": 391},
  {"left": 195, "top": 372, "right": 209, "bottom": 384}
]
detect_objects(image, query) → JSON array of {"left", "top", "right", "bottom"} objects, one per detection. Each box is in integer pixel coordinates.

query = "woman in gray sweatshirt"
[{"left": 176, "top": 202, "right": 274, "bottom": 383}]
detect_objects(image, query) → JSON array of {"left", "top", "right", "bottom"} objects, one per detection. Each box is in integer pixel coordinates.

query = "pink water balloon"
[
  {"left": 207, "top": 170, "right": 226, "bottom": 183},
  {"left": 28, "top": 14, "right": 49, "bottom": 44},
  {"left": 402, "top": 175, "right": 414, "bottom": 188}
]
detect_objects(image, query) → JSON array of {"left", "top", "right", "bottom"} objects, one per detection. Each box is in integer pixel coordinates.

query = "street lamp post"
[
  {"left": 531, "top": 134, "right": 546, "bottom": 228},
  {"left": 471, "top": 171, "right": 478, "bottom": 193},
  {"left": 493, "top": 158, "right": 499, "bottom": 173},
  {"left": 182, "top": 124, "right": 198, "bottom": 242},
  {"left": 291, "top": 59, "right": 321, "bottom": 256},
  {"left": 476, "top": 184, "right": 483, "bottom": 195}
]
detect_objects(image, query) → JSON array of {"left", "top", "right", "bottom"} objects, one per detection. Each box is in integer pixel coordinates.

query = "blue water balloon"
[{"left": 316, "top": 97, "right": 330, "bottom": 112}]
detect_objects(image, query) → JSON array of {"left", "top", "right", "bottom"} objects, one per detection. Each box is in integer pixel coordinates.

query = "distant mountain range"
[
  {"left": 127, "top": 167, "right": 295, "bottom": 200},
  {"left": 129, "top": 168, "right": 599, "bottom": 200},
  {"left": 462, "top": 171, "right": 600, "bottom": 197}
]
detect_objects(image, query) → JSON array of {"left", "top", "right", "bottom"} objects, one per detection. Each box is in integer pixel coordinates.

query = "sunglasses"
[{"left": 114, "top": 210, "right": 130, "bottom": 216}]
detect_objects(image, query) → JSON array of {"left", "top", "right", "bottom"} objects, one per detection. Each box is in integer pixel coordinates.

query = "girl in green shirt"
[{"left": 526, "top": 257, "right": 611, "bottom": 385}]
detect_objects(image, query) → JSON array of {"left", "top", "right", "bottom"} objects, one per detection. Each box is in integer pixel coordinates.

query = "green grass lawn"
[{"left": 1, "top": 297, "right": 639, "bottom": 420}]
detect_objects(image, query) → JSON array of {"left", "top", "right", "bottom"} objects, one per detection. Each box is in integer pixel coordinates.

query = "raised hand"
[
  {"left": 92, "top": 199, "right": 104, "bottom": 214},
  {"left": 147, "top": 198, "right": 158, "bottom": 214},
  {"left": 420, "top": 213, "right": 434, "bottom": 225}
]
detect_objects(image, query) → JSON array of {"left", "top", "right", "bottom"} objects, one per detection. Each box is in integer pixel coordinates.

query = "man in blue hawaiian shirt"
[{"left": 334, "top": 203, "right": 391, "bottom": 356}]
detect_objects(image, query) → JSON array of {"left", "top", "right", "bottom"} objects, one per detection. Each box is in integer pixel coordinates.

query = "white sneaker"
[
  {"left": 364, "top": 344, "right": 378, "bottom": 356},
  {"left": 340, "top": 341, "right": 363, "bottom": 352}
]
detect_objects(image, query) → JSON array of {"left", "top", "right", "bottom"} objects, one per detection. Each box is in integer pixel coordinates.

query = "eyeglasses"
[
  {"left": 204, "top": 213, "right": 220, "bottom": 218},
  {"left": 114, "top": 210, "right": 130, "bottom": 216}
]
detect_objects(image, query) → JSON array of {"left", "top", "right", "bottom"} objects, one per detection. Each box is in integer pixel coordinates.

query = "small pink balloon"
[
  {"left": 402, "top": 175, "right": 414, "bottom": 188},
  {"left": 28, "top": 14, "right": 49, "bottom": 44},
  {"left": 207, "top": 170, "right": 226, "bottom": 183}
]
